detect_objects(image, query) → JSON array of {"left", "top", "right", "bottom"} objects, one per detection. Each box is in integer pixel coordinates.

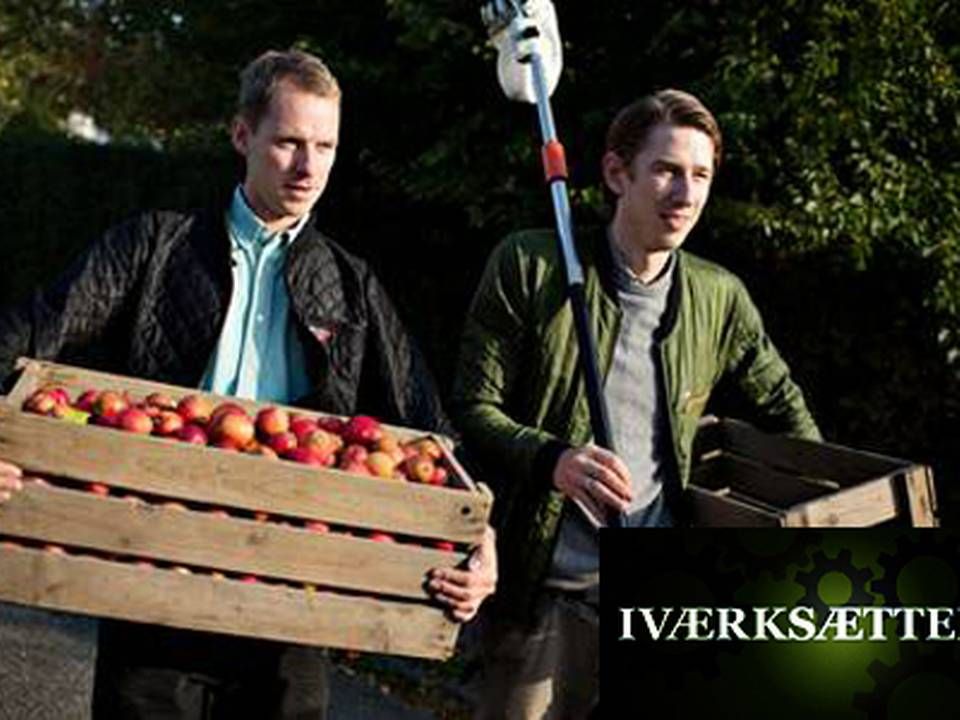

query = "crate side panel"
[
  {"left": 686, "top": 487, "right": 783, "bottom": 527},
  {"left": 692, "top": 454, "right": 836, "bottom": 508},
  {"left": 780, "top": 476, "right": 901, "bottom": 527},
  {"left": 0, "top": 484, "right": 467, "bottom": 598},
  {"left": 0, "top": 547, "right": 458, "bottom": 659},
  {"left": 717, "top": 419, "right": 908, "bottom": 483}
]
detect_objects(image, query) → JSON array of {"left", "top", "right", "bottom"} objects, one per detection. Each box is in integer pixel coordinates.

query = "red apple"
[
  {"left": 22, "top": 390, "right": 59, "bottom": 415},
  {"left": 243, "top": 441, "right": 278, "bottom": 459},
  {"left": 209, "top": 411, "right": 255, "bottom": 447},
  {"left": 256, "top": 406, "right": 290, "bottom": 438},
  {"left": 284, "top": 447, "right": 324, "bottom": 466},
  {"left": 74, "top": 389, "right": 99, "bottom": 412},
  {"left": 366, "top": 451, "right": 399, "bottom": 479},
  {"left": 375, "top": 434, "right": 406, "bottom": 464},
  {"left": 304, "top": 520, "right": 330, "bottom": 533},
  {"left": 87, "top": 482, "right": 110, "bottom": 496},
  {"left": 145, "top": 392, "right": 177, "bottom": 410},
  {"left": 90, "top": 413, "right": 118, "bottom": 428},
  {"left": 340, "top": 460, "right": 372, "bottom": 476},
  {"left": 339, "top": 444, "right": 369, "bottom": 467},
  {"left": 290, "top": 416, "right": 319, "bottom": 443},
  {"left": 316, "top": 416, "right": 346, "bottom": 435},
  {"left": 41, "top": 386, "right": 71, "bottom": 406},
  {"left": 154, "top": 410, "right": 185, "bottom": 437},
  {"left": 140, "top": 404, "right": 162, "bottom": 419},
  {"left": 210, "top": 402, "right": 247, "bottom": 424},
  {"left": 428, "top": 466, "right": 449, "bottom": 487},
  {"left": 177, "top": 424, "right": 208, "bottom": 445},
  {"left": 407, "top": 438, "right": 443, "bottom": 460},
  {"left": 267, "top": 431, "right": 298, "bottom": 455},
  {"left": 302, "top": 428, "right": 343, "bottom": 458},
  {"left": 433, "top": 540, "right": 456, "bottom": 552},
  {"left": 177, "top": 394, "right": 213, "bottom": 424},
  {"left": 93, "top": 391, "right": 129, "bottom": 419},
  {"left": 403, "top": 454, "right": 436, "bottom": 484},
  {"left": 368, "top": 531, "right": 395, "bottom": 543},
  {"left": 117, "top": 407, "right": 153, "bottom": 434},
  {"left": 343, "top": 415, "right": 383, "bottom": 446}
]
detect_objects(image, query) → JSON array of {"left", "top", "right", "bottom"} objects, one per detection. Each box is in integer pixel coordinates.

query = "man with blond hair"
[
  {"left": 0, "top": 49, "right": 495, "bottom": 719},
  {"left": 452, "top": 89, "right": 818, "bottom": 718}
]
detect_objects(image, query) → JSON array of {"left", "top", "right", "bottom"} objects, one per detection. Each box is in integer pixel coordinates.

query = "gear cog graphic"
[
  {"left": 717, "top": 530, "right": 822, "bottom": 581},
  {"left": 871, "top": 535, "right": 960, "bottom": 606},
  {"left": 794, "top": 548, "right": 874, "bottom": 618},
  {"left": 853, "top": 643, "right": 960, "bottom": 720}
]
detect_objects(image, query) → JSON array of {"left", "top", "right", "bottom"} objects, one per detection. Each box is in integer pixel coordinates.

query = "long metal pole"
[{"left": 527, "top": 52, "right": 625, "bottom": 529}]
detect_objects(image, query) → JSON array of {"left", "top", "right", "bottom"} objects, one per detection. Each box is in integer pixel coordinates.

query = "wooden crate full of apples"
[{"left": 0, "top": 358, "right": 492, "bottom": 660}]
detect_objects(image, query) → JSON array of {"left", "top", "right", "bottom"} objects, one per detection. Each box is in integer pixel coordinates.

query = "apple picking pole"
[{"left": 481, "top": 0, "right": 625, "bottom": 529}]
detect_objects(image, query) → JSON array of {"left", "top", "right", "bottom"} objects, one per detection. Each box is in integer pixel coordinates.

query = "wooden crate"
[
  {"left": 688, "top": 417, "right": 937, "bottom": 527},
  {"left": 0, "top": 359, "right": 492, "bottom": 660}
]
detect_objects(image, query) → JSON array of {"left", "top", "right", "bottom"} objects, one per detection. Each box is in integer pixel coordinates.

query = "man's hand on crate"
[
  {"left": 427, "top": 525, "right": 497, "bottom": 622},
  {"left": 0, "top": 461, "right": 23, "bottom": 502}
]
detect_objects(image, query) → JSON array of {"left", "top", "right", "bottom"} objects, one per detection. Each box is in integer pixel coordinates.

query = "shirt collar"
[
  {"left": 227, "top": 186, "right": 310, "bottom": 249},
  {"left": 607, "top": 229, "right": 675, "bottom": 294}
]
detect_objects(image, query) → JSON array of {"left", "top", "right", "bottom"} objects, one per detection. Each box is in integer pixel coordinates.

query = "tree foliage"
[{"left": 3, "top": 0, "right": 960, "bottom": 504}]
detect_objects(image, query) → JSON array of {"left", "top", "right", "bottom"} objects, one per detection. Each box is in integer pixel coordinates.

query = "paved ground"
[
  {"left": 0, "top": 605, "right": 474, "bottom": 720},
  {"left": 329, "top": 665, "right": 438, "bottom": 720},
  {"left": 328, "top": 652, "right": 478, "bottom": 720}
]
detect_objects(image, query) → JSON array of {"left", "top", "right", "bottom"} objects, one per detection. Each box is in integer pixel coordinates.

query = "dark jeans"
[{"left": 93, "top": 621, "right": 329, "bottom": 720}]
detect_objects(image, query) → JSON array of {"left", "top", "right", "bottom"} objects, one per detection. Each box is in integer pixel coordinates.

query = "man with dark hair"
[
  {"left": 451, "top": 88, "right": 818, "bottom": 718},
  {"left": 0, "top": 48, "right": 496, "bottom": 719}
]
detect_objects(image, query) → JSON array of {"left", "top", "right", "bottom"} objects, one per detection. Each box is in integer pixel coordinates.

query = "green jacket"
[{"left": 451, "top": 227, "right": 820, "bottom": 620}]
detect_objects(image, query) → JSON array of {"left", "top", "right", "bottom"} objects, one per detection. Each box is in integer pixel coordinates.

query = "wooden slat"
[
  {"left": 0, "top": 484, "right": 466, "bottom": 599},
  {"left": 0, "top": 407, "right": 490, "bottom": 543},
  {"left": 686, "top": 486, "right": 782, "bottom": 527},
  {"left": 903, "top": 466, "right": 938, "bottom": 527},
  {"left": 0, "top": 546, "right": 457, "bottom": 660},
  {"left": 718, "top": 419, "right": 908, "bottom": 483},
  {"left": 5, "top": 360, "right": 43, "bottom": 409},
  {"left": 691, "top": 454, "right": 834, "bottom": 508},
  {"left": 779, "top": 476, "right": 901, "bottom": 527}
]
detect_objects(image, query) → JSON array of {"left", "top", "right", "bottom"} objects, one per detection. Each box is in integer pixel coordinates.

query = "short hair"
[
  {"left": 605, "top": 89, "right": 722, "bottom": 171},
  {"left": 237, "top": 49, "right": 341, "bottom": 129}
]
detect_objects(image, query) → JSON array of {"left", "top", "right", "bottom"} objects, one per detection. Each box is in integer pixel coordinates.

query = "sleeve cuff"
[{"left": 532, "top": 439, "right": 572, "bottom": 490}]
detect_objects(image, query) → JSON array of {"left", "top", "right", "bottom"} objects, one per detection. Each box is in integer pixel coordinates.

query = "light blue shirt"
[{"left": 199, "top": 187, "right": 312, "bottom": 403}]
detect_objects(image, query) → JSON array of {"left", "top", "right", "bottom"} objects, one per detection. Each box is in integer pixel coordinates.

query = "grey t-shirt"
[{"left": 547, "top": 241, "right": 676, "bottom": 589}]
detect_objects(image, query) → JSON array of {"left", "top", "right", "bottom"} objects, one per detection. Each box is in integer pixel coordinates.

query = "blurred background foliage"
[{"left": 1, "top": 0, "right": 959, "bottom": 515}]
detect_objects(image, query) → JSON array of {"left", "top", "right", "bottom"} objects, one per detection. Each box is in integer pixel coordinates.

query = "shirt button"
[{"left": 257, "top": 314, "right": 265, "bottom": 323}]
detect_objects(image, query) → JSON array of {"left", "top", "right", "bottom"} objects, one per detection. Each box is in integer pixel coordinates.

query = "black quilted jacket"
[{"left": 0, "top": 206, "right": 451, "bottom": 435}]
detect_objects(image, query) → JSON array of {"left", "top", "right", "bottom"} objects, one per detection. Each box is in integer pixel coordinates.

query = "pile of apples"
[{"left": 21, "top": 386, "right": 452, "bottom": 487}]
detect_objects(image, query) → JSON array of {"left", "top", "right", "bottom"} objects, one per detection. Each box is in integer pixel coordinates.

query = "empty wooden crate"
[{"left": 688, "top": 417, "right": 937, "bottom": 527}]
